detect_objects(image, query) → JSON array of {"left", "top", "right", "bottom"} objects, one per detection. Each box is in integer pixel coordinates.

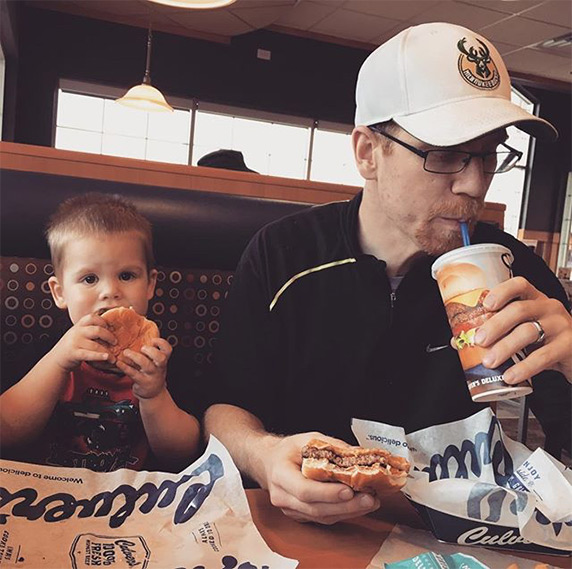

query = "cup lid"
[{"left": 431, "top": 243, "right": 512, "bottom": 279}]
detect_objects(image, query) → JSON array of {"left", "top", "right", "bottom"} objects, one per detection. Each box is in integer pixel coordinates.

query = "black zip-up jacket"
[{"left": 211, "top": 193, "right": 571, "bottom": 455}]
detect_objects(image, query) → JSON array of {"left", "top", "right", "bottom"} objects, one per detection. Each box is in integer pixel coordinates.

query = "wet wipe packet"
[{"left": 384, "top": 551, "right": 489, "bottom": 568}]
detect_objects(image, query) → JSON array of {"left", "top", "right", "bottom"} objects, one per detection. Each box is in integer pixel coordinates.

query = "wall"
[
  {"left": 519, "top": 85, "right": 572, "bottom": 267},
  {"left": 12, "top": 4, "right": 364, "bottom": 147},
  {"left": 4, "top": 3, "right": 571, "bottom": 249},
  {"left": 0, "top": 0, "right": 18, "bottom": 141}
]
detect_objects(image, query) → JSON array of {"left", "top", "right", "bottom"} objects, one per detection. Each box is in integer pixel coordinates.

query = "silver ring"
[{"left": 530, "top": 319, "right": 546, "bottom": 345}]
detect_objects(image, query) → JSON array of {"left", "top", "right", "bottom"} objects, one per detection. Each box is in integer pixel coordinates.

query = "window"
[
  {"left": 557, "top": 172, "right": 572, "bottom": 274},
  {"left": 485, "top": 88, "right": 535, "bottom": 237},
  {"left": 192, "top": 110, "right": 310, "bottom": 179},
  {"left": 310, "top": 127, "right": 363, "bottom": 187},
  {"left": 55, "top": 88, "right": 191, "bottom": 164},
  {"left": 54, "top": 80, "right": 538, "bottom": 222},
  {"left": 55, "top": 82, "right": 361, "bottom": 186}
]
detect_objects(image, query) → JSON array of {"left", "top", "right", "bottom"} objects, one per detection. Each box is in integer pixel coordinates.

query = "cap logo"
[{"left": 457, "top": 37, "right": 500, "bottom": 90}]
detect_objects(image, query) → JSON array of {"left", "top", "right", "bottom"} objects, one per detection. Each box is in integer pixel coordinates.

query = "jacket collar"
[{"left": 343, "top": 191, "right": 365, "bottom": 258}]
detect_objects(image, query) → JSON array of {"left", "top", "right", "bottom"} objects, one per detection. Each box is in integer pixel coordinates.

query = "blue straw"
[{"left": 460, "top": 221, "right": 471, "bottom": 247}]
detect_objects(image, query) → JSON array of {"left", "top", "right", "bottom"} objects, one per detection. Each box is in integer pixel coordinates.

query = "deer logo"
[{"left": 457, "top": 37, "right": 500, "bottom": 90}]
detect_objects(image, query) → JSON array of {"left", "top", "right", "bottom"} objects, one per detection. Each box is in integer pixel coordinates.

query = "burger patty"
[
  {"left": 446, "top": 290, "right": 491, "bottom": 328},
  {"left": 302, "top": 447, "right": 389, "bottom": 469}
]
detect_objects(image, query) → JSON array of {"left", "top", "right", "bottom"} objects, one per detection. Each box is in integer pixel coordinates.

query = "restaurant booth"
[{"left": 2, "top": 143, "right": 570, "bottom": 567}]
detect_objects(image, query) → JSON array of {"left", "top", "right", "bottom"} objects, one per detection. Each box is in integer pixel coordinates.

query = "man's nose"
[{"left": 451, "top": 156, "right": 489, "bottom": 199}]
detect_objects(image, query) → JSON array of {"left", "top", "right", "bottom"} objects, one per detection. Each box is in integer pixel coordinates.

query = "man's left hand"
[{"left": 474, "top": 276, "right": 572, "bottom": 384}]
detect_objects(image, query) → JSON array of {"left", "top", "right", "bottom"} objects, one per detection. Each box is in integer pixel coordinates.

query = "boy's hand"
[
  {"left": 50, "top": 313, "right": 117, "bottom": 372},
  {"left": 115, "top": 338, "right": 173, "bottom": 400}
]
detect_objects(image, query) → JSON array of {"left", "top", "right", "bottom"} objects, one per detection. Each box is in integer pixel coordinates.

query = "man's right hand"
[
  {"left": 50, "top": 313, "right": 117, "bottom": 372},
  {"left": 257, "top": 432, "right": 380, "bottom": 525}
]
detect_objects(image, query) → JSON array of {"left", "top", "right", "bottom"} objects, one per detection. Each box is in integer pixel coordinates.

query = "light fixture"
[
  {"left": 116, "top": 27, "right": 173, "bottom": 112},
  {"left": 148, "top": 0, "right": 236, "bottom": 8},
  {"left": 537, "top": 32, "right": 572, "bottom": 50}
]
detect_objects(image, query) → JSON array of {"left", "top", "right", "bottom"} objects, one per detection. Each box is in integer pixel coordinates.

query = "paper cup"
[{"left": 432, "top": 244, "right": 532, "bottom": 403}]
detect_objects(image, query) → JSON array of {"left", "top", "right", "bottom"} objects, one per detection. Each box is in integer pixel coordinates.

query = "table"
[{"left": 246, "top": 489, "right": 571, "bottom": 568}]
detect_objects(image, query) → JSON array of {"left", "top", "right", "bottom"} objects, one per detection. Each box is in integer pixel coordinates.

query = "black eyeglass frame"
[{"left": 368, "top": 125, "right": 523, "bottom": 175}]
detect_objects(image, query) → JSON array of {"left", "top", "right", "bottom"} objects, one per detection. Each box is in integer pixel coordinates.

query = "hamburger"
[
  {"left": 301, "top": 439, "right": 410, "bottom": 496},
  {"left": 436, "top": 263, "right": 492, "bottom": 368},
  {"left": 92, "top": 307, "right": 159, "bottom": 372}
]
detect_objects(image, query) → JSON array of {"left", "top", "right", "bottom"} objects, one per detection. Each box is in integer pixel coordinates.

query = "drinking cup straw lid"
[{"left": 460, "top": 221, "right": 471, "bottom": 246}]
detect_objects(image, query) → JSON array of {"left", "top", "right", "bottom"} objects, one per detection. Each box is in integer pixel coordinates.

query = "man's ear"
[
  {"left": 48, "top": 276, "right": 67, "bottom": 310},
  {"left": 352, "top": 126, "right": 379, "bottom": 180},
  {"left": 147, "top": 269, "right": 158, "bottom": 300}
]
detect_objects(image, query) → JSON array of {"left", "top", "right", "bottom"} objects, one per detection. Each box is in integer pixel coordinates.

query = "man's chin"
[{"left": 417, "top": 231, "right": 465, "bottom": 257}]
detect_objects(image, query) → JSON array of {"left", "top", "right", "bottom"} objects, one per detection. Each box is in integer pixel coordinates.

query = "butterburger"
[
  {"left": 301, "top": 439, "right": 410, "bottom": 496},
  {"left": 92, "top": 307, "right": 159, "bottom": 372},
  {"left": 436, "top": 263, "right": 492, "bottom": 365}
]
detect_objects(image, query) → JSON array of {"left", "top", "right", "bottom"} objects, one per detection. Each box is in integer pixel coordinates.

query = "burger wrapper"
[
  {"left": 0, "top": 436, "right": 298, "bottom": 568},
  {"left": 352, "top": 408, "right": 572, "bottom": 555}
]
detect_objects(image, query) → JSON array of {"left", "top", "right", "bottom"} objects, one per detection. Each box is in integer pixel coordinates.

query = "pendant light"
[
  {"left": 148, "top": 0, "right": 236, "bottom": 8},
  {"left": 116, "top": 27, "right": 173, "bottom": 112}
]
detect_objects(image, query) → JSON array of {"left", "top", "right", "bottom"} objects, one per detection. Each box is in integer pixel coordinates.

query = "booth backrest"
[{"left": 0, "top": 168, "right": 310, "bottom": 418}]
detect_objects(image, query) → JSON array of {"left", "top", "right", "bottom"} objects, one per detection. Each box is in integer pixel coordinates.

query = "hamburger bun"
[
  {"left": 301, "top": 439, "right": 410, "bottom": 497},
  {"left": 436, "top": 263, "right": 487, "bottom": 303},
  {"left": 92, "top": 307, "right": 159, "bottom": 372}
]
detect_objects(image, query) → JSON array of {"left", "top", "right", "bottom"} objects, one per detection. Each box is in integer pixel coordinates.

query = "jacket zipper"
[{"left": 389, "top": 290, "right": 397, "bottom": 327}]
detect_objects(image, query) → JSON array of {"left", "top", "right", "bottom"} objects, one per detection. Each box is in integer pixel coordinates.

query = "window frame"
[{"left": 53, "top": 79, "right": 542, "bottom": 214}]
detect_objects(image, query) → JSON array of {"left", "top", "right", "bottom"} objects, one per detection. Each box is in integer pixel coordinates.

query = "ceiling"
[{"left": 32, "top": 0, "right": 572, "bottom": 84}]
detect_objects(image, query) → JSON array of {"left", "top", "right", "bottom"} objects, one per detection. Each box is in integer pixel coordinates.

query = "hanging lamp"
[
  {"left": 116, "top": 27, "right": 173, "bottom": 112},
  {"left": 148, "top": 0, "right": 236, "bottom": 8}
]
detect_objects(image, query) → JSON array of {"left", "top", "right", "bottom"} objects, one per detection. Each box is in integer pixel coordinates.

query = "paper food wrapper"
[
  {"left": 352, "top": 408, "right": 572, "bottom": 556},
  {"left": 0, "top": 436, "right": 298, "bottom": 568}
]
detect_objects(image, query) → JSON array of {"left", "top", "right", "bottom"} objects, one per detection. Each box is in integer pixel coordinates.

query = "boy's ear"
[
  {"left": 352, "top": 126, "right": 379, "bottom": 180},
  {"left": 48, "top": 276, "right": 67, "bottom": 309},
  {"left": 147, "top": 269, "right": 158, "bottom": 300}
]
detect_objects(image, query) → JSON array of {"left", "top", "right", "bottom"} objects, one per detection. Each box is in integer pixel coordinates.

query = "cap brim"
[{"left": 394, "top": 96, "right": 558, "bottom": 146}]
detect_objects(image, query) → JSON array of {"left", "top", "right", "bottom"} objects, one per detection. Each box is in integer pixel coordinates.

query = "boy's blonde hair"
[{"left": 46, "top": 193, "right": 154, "bottom": 275}]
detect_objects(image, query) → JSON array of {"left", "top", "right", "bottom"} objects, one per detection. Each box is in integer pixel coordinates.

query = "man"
[{"left": 204, "top": 23, "right": 572, "bottom": 525}]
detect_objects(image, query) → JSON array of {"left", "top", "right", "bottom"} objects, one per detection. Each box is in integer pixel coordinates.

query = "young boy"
[{"left": 0, "top": 193, "right": 200, "bottom": 472}]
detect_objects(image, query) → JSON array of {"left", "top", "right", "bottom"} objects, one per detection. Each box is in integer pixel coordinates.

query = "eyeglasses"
[{"left": 368, "top": 126, "right": 523, "bottom": 175}]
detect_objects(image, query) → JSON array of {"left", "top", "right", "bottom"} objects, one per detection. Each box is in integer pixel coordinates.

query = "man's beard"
[{"left": 415, "top": 198, "right": 484, "bottom": 256}]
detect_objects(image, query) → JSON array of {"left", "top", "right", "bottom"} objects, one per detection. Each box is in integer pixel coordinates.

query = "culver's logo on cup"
[{"left": 431, "top": 244, "right": 532, "bottom": 403}]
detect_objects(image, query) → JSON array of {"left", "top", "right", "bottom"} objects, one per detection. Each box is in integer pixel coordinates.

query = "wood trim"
[
  {"left": 0, "top": 142, "right": 504, "bottom": 227},
  {"left": 518, "top": 229, "right": 561, "bottom": 271},
  {"left": 0, "top": 142, "right": 359, "bottom": 204}
]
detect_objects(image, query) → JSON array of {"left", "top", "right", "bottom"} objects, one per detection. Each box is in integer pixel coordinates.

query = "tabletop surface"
[{"left": 245, "top": 489, "right": 571, "bottom": 569}]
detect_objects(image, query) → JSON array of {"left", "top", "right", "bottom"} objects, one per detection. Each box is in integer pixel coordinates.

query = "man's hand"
[
  {"left": 258, "top": 432, "right": 380, "bottom": 525},
  {"left": 50, "top": 313, "right": 116, "bottom": 372},
  {"left": 474, "top": 276, "right": 572, "bottom": 384},
  {"left": 116, "top": 338, "right": 172, "bottom": 399}
]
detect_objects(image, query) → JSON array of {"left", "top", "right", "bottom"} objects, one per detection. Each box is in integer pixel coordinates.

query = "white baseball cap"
[{"left": 355, "top": 22, "right": 558, "bottom": 146}]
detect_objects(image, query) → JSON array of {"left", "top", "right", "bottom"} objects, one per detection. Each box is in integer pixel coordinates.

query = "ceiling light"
[
  {"left": 537, "top": 32, "right": 572, "bottom": 50},
  {"left": 148, "top": 0, "right": 237, "bottom": 8},
  {"left": 116, "top": 27, "right": 173, "bottom": 112}
]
